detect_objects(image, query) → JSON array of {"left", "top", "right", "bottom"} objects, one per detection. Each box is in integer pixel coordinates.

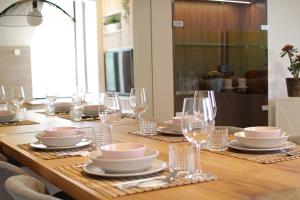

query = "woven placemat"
[
  {"left": 0, "top": 120, "right": 39, "bottom": 127},
  {"left": 128, "top": 131, "right": 187, "bottom": 143},
  {"left": 55, "top": 164, "right": 218, "bottom": 199},
  {"left": 17, "top": 144, "right": 94, "bottom": 160},
  {"left": 208, "top": 146, "right": 300, "bottom": 164}
]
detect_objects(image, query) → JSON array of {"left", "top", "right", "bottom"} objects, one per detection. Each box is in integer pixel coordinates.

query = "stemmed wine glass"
[
  {"left": 11, "top": 86, "right": 25, "bottom": 112},
  {"left": 129, "top": 88, "right": 148, "bottom": 132},
  {"left": 194, "top": 90, "right": 217, "bottom": 121},
  {"left": 99, "top": 92, "right": 121, "bottom": 144},
  {"left": 181, "top": 97, "right": 214, "bottom": 180}
]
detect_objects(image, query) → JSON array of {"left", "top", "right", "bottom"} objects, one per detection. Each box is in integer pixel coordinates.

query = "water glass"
[
  {"left": 169, "top": 143, "right": 195, "bottom": 177},
  {"left": 92, "top": 125, "right": 111, "bottom": 150},
  {"left": 139, "top": 118, "right": 157, "bottom": 136},
  {"left": 208, "top": 128, "right": 228, "bottom": 151},
  {"left": 70, "top": 105, "right": 82, "bottom": 121}
]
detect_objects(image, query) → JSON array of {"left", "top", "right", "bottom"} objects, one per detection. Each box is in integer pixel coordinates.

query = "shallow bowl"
[
  {"left": 244, "top": 126, "right": 281, "bottom": 138},
  {"left": 44, "top": 127, "right": 77, "bottom": 137},
  {"left": 234, "top": 131, "right": 289, "bottom": 148},
  {"left": 36, "top": 131, "right": 85, "bottom": 147},
  {"left": 90, "top": 149, "right": 158, "bottom": 173},
  {"left": 100, "top": 143, "right": 146, "bottom": 159}
]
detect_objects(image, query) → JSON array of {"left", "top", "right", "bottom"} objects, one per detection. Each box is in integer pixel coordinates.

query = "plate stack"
[
  {"left": 85, "top": 143, "right": 166, "bottom": 177},
  {"left": 229, "top": 126, "right": 294, "bottom": 151}
]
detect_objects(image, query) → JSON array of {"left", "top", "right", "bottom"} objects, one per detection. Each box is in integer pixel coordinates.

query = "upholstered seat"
[
  {"left": 0, "top": 153, "right": 8, "bottom": 162},
  {"left": 0, "top": 161, "right": 28, "bottom": 200},
  {"left": 5, "top": 175, "right": 61, "bottom": 200}
]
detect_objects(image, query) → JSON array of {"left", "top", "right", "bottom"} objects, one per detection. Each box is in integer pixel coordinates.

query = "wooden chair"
[{"left": 5, "top": 175, "right": 61, "bottom": 200}]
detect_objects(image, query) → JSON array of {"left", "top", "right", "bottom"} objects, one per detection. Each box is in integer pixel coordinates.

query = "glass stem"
[
  {"left": 107, "top": 124, "right": 113, "bottom": 144},
  {"left": 195, "top": 144, "right": 203, "bottom": 174},
  {"left": 138, "top": 113, "right": 141, "bottom": 131}
]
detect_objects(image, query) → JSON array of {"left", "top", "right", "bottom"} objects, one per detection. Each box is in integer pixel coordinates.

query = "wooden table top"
[{"left": 1, "top": 113, "right": 300, "bottom": 200}]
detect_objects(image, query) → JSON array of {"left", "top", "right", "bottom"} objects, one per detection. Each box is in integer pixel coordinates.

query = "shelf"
[
  {"left": 176, "top": 91, "right": 194, "bottom": 96},
  {"left": 175, "top": 43, "right": 265, "bottom": 48}
]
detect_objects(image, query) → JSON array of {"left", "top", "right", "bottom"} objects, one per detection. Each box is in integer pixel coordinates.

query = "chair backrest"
[
  {"left": 0, "top": 161, "right": 28, "bottom": 200},
  {"left": 0, "top": 153, "right": 7, "bottom": 162},
  {"left": 5, "top": 175, "right": 61, "bottom": 200}
]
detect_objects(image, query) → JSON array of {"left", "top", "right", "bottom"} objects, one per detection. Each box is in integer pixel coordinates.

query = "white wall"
[
  {"left": 132, "top": 0, "right": 154, "bottom": 118},
  {"left": 268, "top": 0, "right": 300, "bottom": 125},
  {"left": 151, "top": 0, "right": 174, "bottom": 121}
]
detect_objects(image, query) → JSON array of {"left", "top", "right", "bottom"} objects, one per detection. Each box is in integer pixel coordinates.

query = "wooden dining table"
[{"left": 1, "top": 112, "right": 300, "bottom": 200}]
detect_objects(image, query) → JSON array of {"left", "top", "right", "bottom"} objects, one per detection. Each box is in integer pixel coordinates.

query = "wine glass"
[
  {"left": 194, "top": 90, "right": 217, "bottom": 121},
  {"left": 181, "top": 97, "right": 214, "bottom": 180},
  {"left": 11, "top": 86, "right": 25, "bottom": 112},
  {"left": 129, "top": 88, "right": 148, "bottom": 131},
  {"left": 99, "top": 92, "right": 122, "bottom": 144}
]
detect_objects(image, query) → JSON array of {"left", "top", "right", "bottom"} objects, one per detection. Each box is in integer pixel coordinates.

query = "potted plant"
[
  {"left": 104, "top": 15, "right": 121, "bottom": 33},
  {"left": 203, "top": 71, "right": 224, "bottom": 92},
  {"left": 281, "top": 44, "right": 300, "bottom": 97}
]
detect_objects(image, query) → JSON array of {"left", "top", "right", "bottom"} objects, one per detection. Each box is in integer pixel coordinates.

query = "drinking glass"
[
  {"left": 129, "top": 88, "right": 148, "bottom": 131},
  {"left": 99, "top": 92, "right": 121, "bottom": 144},
  {"left": 181, "top": 97, "right": 214, "bottom": 180},
  {"left": 11, "top": 86, "right": 25, "bottom": 112},
  {"left": 169, "top": 143, "right": 195, "bottom": 177},
  {"left": 46, "top": 87, "right": 57, "bottom": 115}
]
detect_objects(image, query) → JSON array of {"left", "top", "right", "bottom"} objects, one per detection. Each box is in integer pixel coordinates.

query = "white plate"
[
  {"left": 157, "top": 127, "right": 183, "bottom": 136},
  {"left": 83, "top": 159, "right": 167, "bottom": 177},
  {"left": 228, "top": 140, "right": 295, "bottom": 152},
  {"left": 30, "top": 138, "right": 92, "bottom": 150}
]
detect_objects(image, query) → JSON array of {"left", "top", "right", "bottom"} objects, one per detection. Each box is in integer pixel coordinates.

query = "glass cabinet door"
[{"left": 173, "top": 0, "right": 268, "bottom": 127}]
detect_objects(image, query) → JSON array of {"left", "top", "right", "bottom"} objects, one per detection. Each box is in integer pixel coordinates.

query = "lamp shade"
[{"left": 27, "top": 9, "right": 43, "bottom": 26}]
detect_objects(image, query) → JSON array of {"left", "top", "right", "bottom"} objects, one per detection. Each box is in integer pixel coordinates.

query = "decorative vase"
[
  {"left": 286, "top": 78, "right": 300, "bottom": 97},
  {"left": 104, "top": 22, "right": 121, "bottom": 33}
]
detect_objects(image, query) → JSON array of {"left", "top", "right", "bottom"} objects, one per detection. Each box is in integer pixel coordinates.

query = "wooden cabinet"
[{"left": 176, "top": 92, "right": 268, "bottom": 128}]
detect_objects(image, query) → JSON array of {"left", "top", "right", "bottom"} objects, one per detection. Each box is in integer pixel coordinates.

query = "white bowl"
[
  {"left": 55, "top": 102, "right": 71, "bottom": 113},
  {"left": 100, "top": 143, "right": 146, "bottom": 159},
  {"left": 0, "top": 111, "right": 16, "bottom": 122},
  {"left": 44, "top": 127, "right": 77, "bottom": 137},
  {"left": 234, "top": 131, "right": 289, "bottom": 148},
  {"left": 244, "top": 126, "right": 281, "bottom": 138},
  {"left": 83, "top": 105, "right": 99, "bottom": 116},
  {"left": 36, "top": 131, "right": 85, "bottom": 147},
  {"left": 90, "top": 149, "right": 159, "bottom": 173}
]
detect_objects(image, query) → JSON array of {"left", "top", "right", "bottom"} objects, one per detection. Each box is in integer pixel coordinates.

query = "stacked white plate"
[
  {"left": 31, "top": 127, "right": 91, "bottom": 149},
  {"left": 0, "top": 110, "right": 16, "bottom": 123},
  {"left": 85, "top": 143, "right": 166, "bottom": 177},
  {"left": 229, "top": 126, "right": 294, "bottom": 151}
]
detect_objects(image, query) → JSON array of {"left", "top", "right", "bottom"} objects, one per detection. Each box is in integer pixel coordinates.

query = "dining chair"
[
  {"left": 0, "top": 161, "right": 28, "bottom": 200},
  {"left": 0, "top": 153, "right": 8, "bottom": 162},
  {"left": 5, "top": 175, "right": 61, "bottom": 200}
]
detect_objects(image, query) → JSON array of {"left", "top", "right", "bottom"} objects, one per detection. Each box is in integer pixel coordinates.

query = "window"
[{"left": 31, "top": 0, "right": 98, "bottom": 99}]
